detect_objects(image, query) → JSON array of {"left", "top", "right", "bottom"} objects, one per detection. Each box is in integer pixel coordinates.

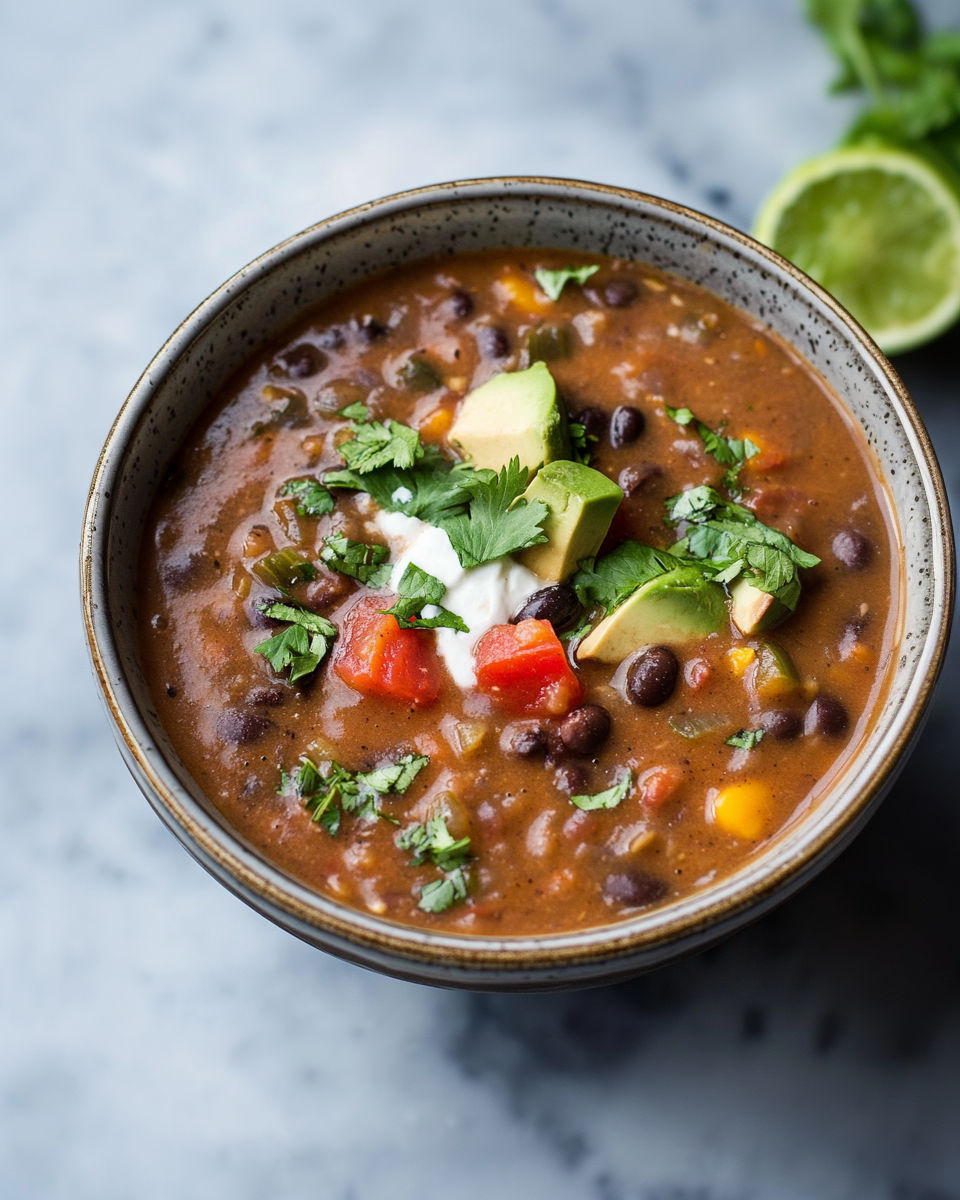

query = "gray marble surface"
[{"left": 3, "top": 1, "right": 960, "bottom": 1196}]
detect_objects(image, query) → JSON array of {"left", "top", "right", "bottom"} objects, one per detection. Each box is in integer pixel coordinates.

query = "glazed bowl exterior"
[{"left": 81, "top": 178, "right": 953, "bottom": 991}]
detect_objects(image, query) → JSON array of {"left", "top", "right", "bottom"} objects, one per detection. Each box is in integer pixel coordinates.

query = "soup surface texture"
[{"left": 138, "top": 250, "right": 898, "bottom": 936}]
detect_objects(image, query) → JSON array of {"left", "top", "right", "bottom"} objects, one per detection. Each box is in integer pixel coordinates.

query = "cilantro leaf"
[
  {"left": 324, "top": 453, "right": 479, "bottom": 526},
  {"left": 441, "top": 457, "right": 549, "bottom": 569},
  {"left": 279, "top": 752, "right": 429, "bottom": 832},
  {"left": 380, "top": 563, "right": 469, "bottom": 632},
  {"left": 397, "top": 809, "right": 471, "bottom": 871},
  {"left": 726, "top": 729, "right": 765, "bottom": 750},
  {"left": 280, "top": 478, "right": 335, "bottom": 517},
  {"left": 338, "top": 401, "right": 370, "bottom": 422},
  {"left": 254, "top": 602, "right": 336, "bottom": 682},
  {"left": 320, "top": 532, "right": 392, "bottom": 587},
  {"left": 665, "top": 403, "right": 760, "bottom": 478},
  {"left": 534, "top": 265, "right": 600, "bottom": 301},
  {"left": 418, "top": 869, "right": 468, "bottom": 913},
  {"left": 339, "top": 417, "right": 424, "bottom": 473},
  {"left": 570, "top": 769, "right": 634, "bottom": 811},
  {"left": 572, "top": 541, "right": 685, "bottom": 614},
  {"left": 665, "top": 485, "right": 820, "bottom": 608}
]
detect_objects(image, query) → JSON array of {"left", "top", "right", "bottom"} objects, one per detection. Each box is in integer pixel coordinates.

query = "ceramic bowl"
[{"left": 81, "top": 178, "right": 953, "bottom": 991}]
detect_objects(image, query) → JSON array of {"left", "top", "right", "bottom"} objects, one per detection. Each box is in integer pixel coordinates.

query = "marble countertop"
[{"left": 3, "top": 1, "right": 960, "bottom": 1196}]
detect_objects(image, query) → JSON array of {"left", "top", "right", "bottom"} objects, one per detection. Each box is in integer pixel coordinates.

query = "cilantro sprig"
[
  {"left": 572, "top": 542, "right": 685, "bottom": 615},
  {"left": 338, "top": 414, "right": 425, "bottom": 474},
  {"left": 535, "top": 265, "right": 600, "bottom": 301},
  {"left": 324, "top": 452, "right": 478, "bottom": 526},
  {"left": 279, "top": 752, "right": 430, "bottom": 834},
  {"left": 380, "top": 564, "right": 469, "bottom": 632},
  {"left": 726, "top": 729, "right": 765, "bottom": 750},
  {"left": 320, "top": 532, "right": 392, "bottom": 587},
  {"left": 666, "top": 404, "right": 759, "bottom": 494},
  {"left": 667, "top": 485, "right": 820, "bottom": 609},
  {"left": 397, "top": 808, "right": 472, "bottom": 913},
  {"left": 441, "top": 456, "right": 549, "bottom": 569},
  {"left": 254, "top": 602, "right": 336, "bottom": 682},
  {"left": 570, "top": 769, "right": 634, "bottom": 811},
  {"left": 280, "top": 478, "right": 335, "bottom": 517}
]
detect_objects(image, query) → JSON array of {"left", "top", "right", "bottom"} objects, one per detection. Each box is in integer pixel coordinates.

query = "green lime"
[{"left": 754, "top": 145, "right": 960, "bottom": 355}]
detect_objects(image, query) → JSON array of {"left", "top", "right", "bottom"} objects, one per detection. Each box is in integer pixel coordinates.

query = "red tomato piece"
[
  {"left": 334, "top": 596, "right": 441, "bottom": 706},
  {"left": 474, "top": 619, "right": 582, "bottom": 716},
  {"left": 637, "top": 765, "right": 685, "bottom": 809}
]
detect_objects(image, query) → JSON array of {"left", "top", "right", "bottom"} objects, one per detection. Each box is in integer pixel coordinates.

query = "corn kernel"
[
  {"left": 494, "top": 270, "right": 550, "bottom": 314},
  {"left": 709, "top": 781, "right": 772, "bottom": 841},
  {"left": 727, "top": 646, "right": 756, "bottom": 677},
  {"left": 418, "top": 405, "right": 455, "bottom": 441}
]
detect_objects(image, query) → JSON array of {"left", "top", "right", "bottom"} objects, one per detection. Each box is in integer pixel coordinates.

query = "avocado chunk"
[
  {"left": 517, "top": 460, "right": 623, "bottom": 581},
  {"left": 730, "top": 577, "right": 791, "bottom": 635},
  {"left": 577, "top": 567, "right": 727, "bottom": 663},
  {"left": 449, "top": 362, "right": 570, "bottom": 472}
]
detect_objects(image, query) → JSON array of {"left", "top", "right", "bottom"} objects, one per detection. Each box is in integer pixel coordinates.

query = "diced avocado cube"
[
  {"left": 577, "top": 566, "right": 727, "bottom": 664},
  {"left": 750, "top": 640, "right": 801, "bottom": 703},
  {"left": 449, "top": 362, "right": 570, "bottom": 472},
  {"left": 730, "top": 577, "right": 791, "bottom": 635},
  {"left": 518, "top": 460, "right": 623, "bottom": 582}
]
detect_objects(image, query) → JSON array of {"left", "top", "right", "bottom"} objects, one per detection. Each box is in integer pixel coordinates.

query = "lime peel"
[{"left": 754, "top": 145, "right": 960, "bottom": 355}]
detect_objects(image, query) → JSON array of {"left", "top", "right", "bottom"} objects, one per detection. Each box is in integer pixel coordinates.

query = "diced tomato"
[
  {"left": 334, "top": 596, "right": 441, "bottom": 706},
  {"left": 637, "top": 765, "right": 685, "bottom": 809},
  {"left": 684, "top": 657, "right": 711, "bottom": 691},
  {"left": 474, "top": 619, "right": 582, "bottom": 716}
]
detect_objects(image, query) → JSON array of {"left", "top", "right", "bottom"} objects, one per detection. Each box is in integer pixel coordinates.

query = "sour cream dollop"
[{"left": 370, "top": 510, "right": 547, "bottom": 687}]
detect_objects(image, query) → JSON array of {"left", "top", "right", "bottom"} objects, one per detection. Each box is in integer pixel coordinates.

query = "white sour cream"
[{"left": 370, "top": 510, "right": 546, "bottom": 687}]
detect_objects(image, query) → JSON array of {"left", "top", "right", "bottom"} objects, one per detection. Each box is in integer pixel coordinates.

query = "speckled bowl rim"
[{"left": 81, "top": 177, "right": 954, "bottom": 989}]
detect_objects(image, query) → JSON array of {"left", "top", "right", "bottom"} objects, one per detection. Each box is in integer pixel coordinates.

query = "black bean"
[
  {"left": 804, "top": 695, "right": 849, "bottom": 737},
  {"left": 625, "top": 646, "right": 679, "bottom": 707},
  {"left": 574, "top": 406, "right": 607, "bottom": 441},
  {"left": 554, "top": 763, "right": 589, "bottom": 795},
  {"left": 757, "top": 709, "right": 803, "bottom": 740},
  {"left": 358, "top": 315, "right": 387, "bottom": 342},
  {"left": 619, "top": 463, "right": 662, "bottom": 496},
  {"left": 448, "top": 289, "right": 474, "bottom": 319},
  {"left": 511, "top": 585, "right": 582, "bottom": 632},
  {"left": 216, "top": 709, "right": 270, "bottom": 745},
  {"left": 276, "top": 343, "right": 326, "bottom": 379},
  {"left": 610, "top": 405, "right": 645, "bottom": 448},
  {"left": 246, "top": 686, "right": 285, "bottom": 707},
  {"left": 477, "top": 326, "right": 509, "bottom": 359},
  {"left": 560, "top": 705, "right": 611, "bottom": 757},
  {"left": 604, "top": 279, "right": 638, "bottom": 308},
  {"left": 500, "top": 723, "right": 547, "bottom": 758},
  {"left": 247, "top": 595, "right": 284, "bottom": 628},
  {"left": 602, "top": 870, "right": 667, "bottom": 907},
  {"left": 832, "top": 529, "right": 873, "bottom": 570},
  {"left": 166, "top": 684, "right": 177, "bottom": 698}
]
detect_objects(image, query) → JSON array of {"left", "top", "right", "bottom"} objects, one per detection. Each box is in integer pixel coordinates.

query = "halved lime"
[{"left": 754, "top": 146, "right": 960, "bottom": 355}]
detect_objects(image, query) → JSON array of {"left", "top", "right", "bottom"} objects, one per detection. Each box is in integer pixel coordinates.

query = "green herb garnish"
[
  {"left": 279, "top": 752, "right": 429, "bottom": 833},
  {"left": 570, "top": 769, "right": 634, "bottom": 811},
  {"left": 319, "top": 532, "right": 392, "bottom": 587},
  {"left": 568, "top": 420, "right": 596, "bottom": 466},
  {"left": 339, "top": 417, "right": 424, "bottom": 473},
  {"left": 726, "top": 729, "right": 765, "bottom": 750},
  {"left": 396, "top": 810, "right": 471, "bottom": 871},
  {"left": 441, "top": 456, "right": 549, "bottom": 569},
  {"left": 280, "top": 478, "right": 335, "bottom": 517},
  {"left": 535, "top": 265, "right": 600, "bottom": 301},
  {"left": 338, "top": 401, "right": 370, "bottom": 422},
  {"left": 418, "top": 871, "right": 469, "bottom": 913},
  {"left": 665, "top": 404, "right": 759, "bottom": 494},
  {"left": 380, "top": 563, "right": 469, "bottom": 632},
  {"left": 254, "top": 602, "right": 336, "bottom": 682},
  {"left": 572, "top": 542, "right": 685, "bottom": 615},
  {"left": 666, "top": 485, "right": 820, "bottom": 610},
  {"left": 324, "top": 452, "right": 478, "bottom": 526}
]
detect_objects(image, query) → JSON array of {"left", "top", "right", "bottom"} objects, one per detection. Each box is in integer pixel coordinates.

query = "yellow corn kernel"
[
  {"left": 418, "top": 405, "right": 455, "bottom": 441},
  {"left": 300, "top": 434, "right": 326, "bottom": 461},
  {"left": 710, "top": 781, "right": 772, "bottom": 841},
  {"left": 232, "top": 570, "right": 252, "bottom": 600},
  {"left": 727, "top": 646, "right": 756, "bottom": 678}
]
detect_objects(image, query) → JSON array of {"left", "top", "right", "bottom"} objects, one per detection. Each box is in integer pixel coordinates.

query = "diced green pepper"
[{"left": 253, "top": 547, "right": 318, "bottom": 590}]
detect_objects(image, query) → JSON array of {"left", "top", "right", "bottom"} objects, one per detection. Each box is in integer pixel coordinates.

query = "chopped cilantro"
[
  {"left": 535, "top": 265, "right": 600, "bottom": 301},
  {"left": 279, "top": 751, "right": 429, "bottom": 833},
  {"left": 418, "top": 870, "right": 469, "bottom": 913},
  {"left": 666, "top": 484, "right": 820, "bottom": 609},
  {"left": 320, "top": 531, "right": 392, "bottom": 587},
  {"left": 570, "top": 769, "right": 634, "bottom": 811},
  {"left": 254, "top": 602, "right": 336, "bottom": 682},
  {"left": 568, "top": 420, "right": 597, "bottom": 466},
  {"left": 441, "top": 457, "right": 549, "bottom": 569},
  {"left": 397, "top": 810, "right": 471, "bottom": 872},
  {"left": 338, "top": 401, "right": 370, "bottom": 422},
  {"left": 665, "top": 403, "right": 759, "bottom": 492},
  {"left": 325, "top": 453, "right": 479, "bottom": 526},
  {"left": 380, "top": 563, "right": 469, "bottom": 632},
  {"left": 726, "top": 728, "right": 765, "bottom": 750},
  {"left": 280, "top": 478, "right": 335, "bottom": 517},
  {"left": 339, "top": 416, "right": 424, "bottom": 473},
  {"left": 572, "top": 541, "right": 684, "bottom": 614}
]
